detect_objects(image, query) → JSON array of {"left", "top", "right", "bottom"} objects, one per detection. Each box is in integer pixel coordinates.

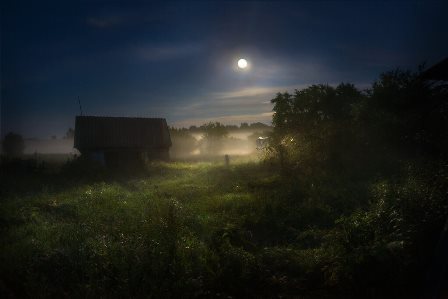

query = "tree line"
[
  {"left": 268, "top": 68, "right": 448, "bottom": 176},
  {"left": 263, "top": 66, "right": 448, "bottom": 296}
]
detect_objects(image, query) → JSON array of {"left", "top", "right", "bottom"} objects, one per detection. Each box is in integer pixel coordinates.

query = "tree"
[
  {"left": 225, "top": 124, "right": 239, "bottom": 130},
  {"left": 169, "top": 128, "right": 198, "bottom": 157},
  {"left": 249, "top": 122, "right": 270, "bottom": 129},
  {"left": 2, "top": 132, "right": 25, "bottom": 157},
  {"left": 270, "top": 84, "right": 366, "bottom": 173},
  {"left": 269, "top": 65, "right": 448, "bottom": 177},
  {"left": 64, "top": 128, "right": 75, "bottom": 139},
  {"left": 200, "top": 122, "right": 228, "bottom": 154}
]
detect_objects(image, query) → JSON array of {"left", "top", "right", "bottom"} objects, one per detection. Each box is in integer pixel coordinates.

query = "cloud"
[
  {"left": 86, "top": 10, "right": 166, "bottom": 29},
  {"left": 135, "top": 43, "right": 203, "bottom": 61},
  {"left": 86, "top": 16, "right": 125, "bottom": 28},
  {"left": 170, "top": 86, "right": 282, "bottom": 118},
  {"left": 333, "top": 43, "right": 416, "bottom": 69},
  {"left": 168, "top": 85, "right": 306, "bottom": 127},
  {"left": 172, "top": 112, "right": 273, "bottom": 128},
  {"left": 210, "top": 85, "right": 305, "bottom": 100}
]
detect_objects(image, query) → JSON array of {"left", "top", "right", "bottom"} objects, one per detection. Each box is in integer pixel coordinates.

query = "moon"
[{"left": 237, "top": 58, "right": 248, "bottom": 69}]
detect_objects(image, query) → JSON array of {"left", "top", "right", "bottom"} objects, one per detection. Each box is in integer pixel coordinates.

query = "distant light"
[{"left": 238, "top": 58, "right": 248, "bottom": 69}]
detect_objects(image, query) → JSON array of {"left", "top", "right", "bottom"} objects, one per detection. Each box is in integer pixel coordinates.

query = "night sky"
[{"left": 2, "top": 1, "right": 448, "bottom": 138}]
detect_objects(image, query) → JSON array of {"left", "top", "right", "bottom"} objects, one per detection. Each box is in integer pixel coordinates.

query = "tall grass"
[{"left": 1, "top": 158, "right": 446, "bottom": 298}]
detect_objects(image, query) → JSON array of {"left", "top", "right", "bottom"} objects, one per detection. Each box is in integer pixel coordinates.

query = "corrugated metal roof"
[{"left": 74, "top": 116, "right": 171, "bottom": 150}]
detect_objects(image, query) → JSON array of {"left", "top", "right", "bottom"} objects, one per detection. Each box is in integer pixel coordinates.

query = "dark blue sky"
[{"left": 2, "top": 0, "right": 448, "bottom": 138}]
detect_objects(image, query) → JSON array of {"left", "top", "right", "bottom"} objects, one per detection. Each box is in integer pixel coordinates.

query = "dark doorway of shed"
[{"left": 104, "top": 150, "right": 147, "bottom": 171}]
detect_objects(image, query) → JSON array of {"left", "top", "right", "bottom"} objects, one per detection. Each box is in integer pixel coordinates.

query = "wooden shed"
[{"left": 74, "top": 116, "right": 171, "bottom": 167}]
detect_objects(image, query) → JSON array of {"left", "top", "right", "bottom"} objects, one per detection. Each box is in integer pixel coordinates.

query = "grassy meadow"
[{"left": 1, "top": 154, "right": 446, "bottom": 298}]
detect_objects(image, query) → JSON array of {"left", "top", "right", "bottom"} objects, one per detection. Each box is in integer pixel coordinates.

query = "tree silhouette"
[
  {"left": 200, "top": 122, "right": 228, "bottom": 154},
  {"left": 169, "top": 127, "right": 198, "bottom": 156},
  {"left": 270, "top": 66, "right": 448, "bottom": 176},
  {"left": 2, "top": 132, "right": 25, "bottom": 157},
  {"left": 64, "top": 128, "right": 75, "bottom": 139}
]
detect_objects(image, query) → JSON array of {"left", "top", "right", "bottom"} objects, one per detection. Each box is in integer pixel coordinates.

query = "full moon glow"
[{"left": 237, "top": 58, "right": 248, "bottom": 69}]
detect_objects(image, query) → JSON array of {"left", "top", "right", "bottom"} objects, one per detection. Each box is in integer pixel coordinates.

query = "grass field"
[{"left": 0, "top": 156, "right": 445, "bottom": 298}]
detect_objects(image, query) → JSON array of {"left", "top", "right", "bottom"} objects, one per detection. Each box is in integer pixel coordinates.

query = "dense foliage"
[{"left": 268, "top": 68, "right": 448, "bottom": 297}]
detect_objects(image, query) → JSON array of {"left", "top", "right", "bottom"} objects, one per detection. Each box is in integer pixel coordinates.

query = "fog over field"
[
  {"left": 172, "top": 129, "right": 270, "bottom": 158},
  {"left": 190, "top": 130, "right": 264, "bottom": 155},
  {"left": 16, "top": 129, "right": 269, "bottom": 158},
  {"left": 23, "top": 138, "right": 77, "bottom": 154}
]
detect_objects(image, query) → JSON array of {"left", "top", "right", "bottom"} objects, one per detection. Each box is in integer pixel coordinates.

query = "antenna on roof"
[{"left": 78, "top": 96, "right": 83, "bottom": 116}]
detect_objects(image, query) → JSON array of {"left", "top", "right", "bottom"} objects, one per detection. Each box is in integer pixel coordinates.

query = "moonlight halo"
[{"left": 238, "top": 58, "right": 248, "bottom": 69}]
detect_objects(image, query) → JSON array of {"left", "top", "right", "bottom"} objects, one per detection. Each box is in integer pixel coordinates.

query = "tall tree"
[
  {"left": 200, "top": 122, "right": 228, "bottom": 154},
  {"left": 2, "top": 132, "right": 25, "bottom": 157}
]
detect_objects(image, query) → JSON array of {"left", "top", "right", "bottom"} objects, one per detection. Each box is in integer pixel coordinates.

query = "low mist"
[
  {"left": 170, "top": 129, "right": 271, "bottom": 159},
  {"left": 1, "top": 126, "right": 271, "bottom": 163},
  {"left": 23, "top": 138, "right": 77, "bottom": 155}
]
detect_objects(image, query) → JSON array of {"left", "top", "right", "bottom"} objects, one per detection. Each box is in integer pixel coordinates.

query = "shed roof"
[
  {"left": 74, "top": 116, "right": 171, "bottom": 150},
  {"left": 420, "top": 58, "right": 448, "bottom": 81}
]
